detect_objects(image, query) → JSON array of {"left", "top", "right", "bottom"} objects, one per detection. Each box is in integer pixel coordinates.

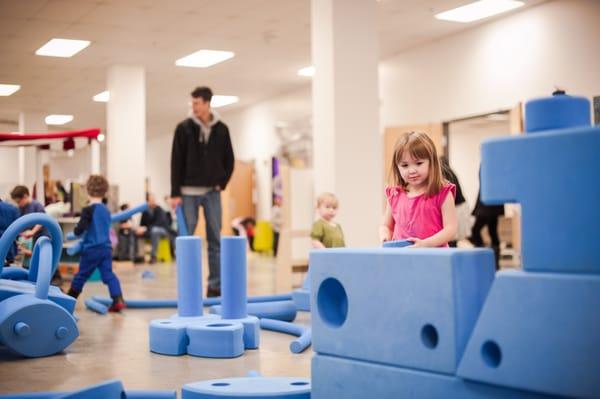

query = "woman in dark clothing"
[{"left": 440, "top": 156, "right": 467, "bottom": 247}]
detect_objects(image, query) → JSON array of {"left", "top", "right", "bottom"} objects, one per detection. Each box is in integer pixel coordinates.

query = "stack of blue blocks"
[{"left": 310, "top": 93, "right": 600, "bottom": 398}]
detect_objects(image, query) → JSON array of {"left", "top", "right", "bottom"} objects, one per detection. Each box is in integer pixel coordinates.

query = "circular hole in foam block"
[
  {"left": 211, "top": 382, "right": 230, "bottom": 387},
  {"left": 207, "top": 323, "right": 232, "bottom": 328},
  {"left": 317, "top": 277, "right": 348, "bottom": 328},
  {"left": 420, "top": 324, "right": 439, "bottom": 349},
  {"left": 481, "top": 340, "right": 502, "bottom": 368},
  {"left": 290, "top": 381, "right": 309, "bottom": 386}
]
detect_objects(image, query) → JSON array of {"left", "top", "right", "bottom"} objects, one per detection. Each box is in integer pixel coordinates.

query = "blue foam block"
[
  {"left": 260, "top": 318, "right": 312, "bottom": 354},
  {"left": 182, "top": 377, "right": 310, "bottom": 398},
  {"left": 205, "top": 309, "right": 260, "bottom": 349},
  {"left": 457, "top": 270, "right": 600, "bottom": 398},
  {"left": 0, "top": 280, "right": 76, "bottom": 314},
  {"left": 187, "top": 320, "right": 245, "bottom": 358},
  {"left": 312, "top": 354, "right": 553, "bottom": 399},
  {"left": 149, "top": 315, "right": 218, "bottom": 356},
  {"left": 382, "top": 239, "right": 411, "bottom": 248},
  {"left": 0, "top": 388, "right": 176, "bottom": 399},
  {"left": 176, "top": 236, "right": 204, "bottom": 317},
  {"left": 57, "top": 379, "right": 124, "bottom": 398},
  {"left": 221, "top": 236, "right": 248, "bottom": 319},
  {"left": 0, "top": 295, "right": 78, "bottom": 357},
  {"left": 310, "top": 248, "right": 495, "bottom": 373},
  {"left": 525, "top": 93, "right": 591, "bottom": 133},
  {"left": 481, "top": 125, "right": 600, "bottom": 273},
  {"left": 85, "top": 298, "right": 108, "bottom": 314},
  {"left": 210, "top": 300, "right": 297, "bottom": 323},
  {"left": 291, "top": 289, "right": 310, "bottom": 312}
]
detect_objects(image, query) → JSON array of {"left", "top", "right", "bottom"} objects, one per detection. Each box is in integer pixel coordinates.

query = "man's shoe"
[{"left": 206, "top": 286, "right": 221, "bottom": 298}]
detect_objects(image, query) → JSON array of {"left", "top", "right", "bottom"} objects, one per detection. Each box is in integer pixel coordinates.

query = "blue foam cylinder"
[
  {"left": 382, "top": 239, "right": 411, "bottom": 248},
  {"left": 210, "top": 300, "right": 297, "bottom": 322},
  {"left": 0, "top": 213, "right": 63, "bottom": 277},
  {"left": 91, "top": 293, "right": 294, "bottom": 309},
  {"left": 176, "top": 236, "right": 203, "bottom": 317},
  {"left": 111, "top": 203, "right": 149, "bottom": 223},
  {"left": 220, "top": 236, "right": 247, "bottom": 319},
  {"left": 260, "top": 318, "right": 312, "bottom": 353},
  {"left": 85, "top": 298, "right": 108, "bottom": 314},
  {"left": 176, "top": 205, "right": 188, "bottom": 236},
  {"left": 525, "top": 92, "right": 591, "bottom": 133}
]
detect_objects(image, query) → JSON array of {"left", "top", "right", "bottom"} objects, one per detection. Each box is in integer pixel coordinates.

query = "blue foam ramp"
[
  {"left": 210, "top": 300, "right": 297, "bottom": 322},
  {"left": 0, "top": 280, "right": 76, "bottom": 314},
  {"left": 481, "top": 125, "right": 600, "bottom": 273},
  {"left": 310, "top": 248, "right": 495, "bottom": 374},
  {"left": 457, "top": 269, "right": 600, "bottom": 398},
  {"left": 312, "top": 354, "right": 555, "bottom": 399},
  {"left": 291, "top": 289, "right": 310, "bottom": 312},
  {"left": 182, "top": 377, "right": 310, "bottom": 398}
]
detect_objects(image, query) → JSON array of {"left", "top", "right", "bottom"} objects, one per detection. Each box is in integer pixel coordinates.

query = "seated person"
[
  {"left": 114, "top": 203, "right": 143, "bottom": 263},
  {"left": 137, "top": 193, "right": 173, "bottom": 263}
]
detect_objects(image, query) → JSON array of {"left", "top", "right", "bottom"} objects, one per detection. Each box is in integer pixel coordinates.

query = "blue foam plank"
[
  {"left": 187, "top": 320, "right": 245, "bottom": 358},
  {"left": 291, "top": 289, "right": 310, "bottom": 312},
  {"left": 310, "top": 248, "right": 495, "bottom": 374},
  {"left": 481, "top": 125, "right": 600, "bottom": 273},
  {"left": 210, "top": 300, "right": 297, "bottom": 323},
  {"left": 0, "top": 295, "right": 78, "bottom": 358},
  {"left": 0, "top": 279, "right": 76, "bottom": 314},
  {"left": 182, "top": 377, "right": 310, "bottom": 398},
  {"left": 312, "top": 354, "right": 555, "bottom": 399},
  {"left": 457, "top": 270, "right": 600, "bottom": 398}
]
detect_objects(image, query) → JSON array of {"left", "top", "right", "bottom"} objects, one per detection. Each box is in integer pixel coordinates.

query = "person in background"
[
  {"left": 138, "top": 193, "right": 173, "bottom": 264},
  {"left": 271, "top": 196, "right": 283, "bottom": 256},
  {"left": 0, "top": 196, "right": 20, "bottom": 266},
  {"left": 439, "top": 156, "right": 469, "bottom": 247},
  {"left": 311, "top": 192, "right": 345, "bottom": 249}
]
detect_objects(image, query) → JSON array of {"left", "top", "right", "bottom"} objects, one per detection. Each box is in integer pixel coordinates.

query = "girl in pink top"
[{"left": 380, "top": 131, "right": 457, "bottom": 248}]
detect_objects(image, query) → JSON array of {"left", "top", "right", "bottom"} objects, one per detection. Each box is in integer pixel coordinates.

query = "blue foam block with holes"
[
  {"left": 481, "top": 125, "right": 600, "bottom": 273},
  {"left": 310, "top": 248, "right": 495, "bottom": 374},
  {"left": 149, "top": 315, "right": 218, "bottom": 356},
  {"left": 182, "top": 377, "right": 311, "bottom": 398},
  {"left": 187, "top": 320, "right": 245, "bottom": 358},
  {"left": 291, "top": 289, "right": 310, "bottom": 311},
  {"left": 0, "top": 280, "right": 76, "bottom": 314},
  {"left": 456, "top": 269, "right": 600, "bottom": 398},
  {"left": 312, "top": 354, "right": 553, "bottom": 399}
]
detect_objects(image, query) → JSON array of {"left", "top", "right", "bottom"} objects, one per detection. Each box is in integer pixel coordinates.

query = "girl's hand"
[
  {"left": 407, "top": 237, "right": 426, "bottom": 248},
  {"left": 379, "top": 230, "right": 391, "bottom": 243}
]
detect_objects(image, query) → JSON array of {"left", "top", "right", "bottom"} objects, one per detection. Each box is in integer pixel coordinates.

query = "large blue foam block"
[
  {"left": 182, "top": 377, "right": 311, "bottom": 399},
  {"left": 481, "top": 125, "right": 600, "bottom": 273},
  {"left": 312, "top": 354, "right": 554, "bottom": 399},
  {"left": 457, "top": 269, "right": 600, "bottom": 398},
  {"left": 310, "top": 248, "right": 495, "bottom": 374},
  {"left": 149, "top": 314, "right": 218, "bottom": 356}
]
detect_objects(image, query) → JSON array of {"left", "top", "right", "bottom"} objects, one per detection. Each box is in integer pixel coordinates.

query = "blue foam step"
[
  {"left": 457, "top": 269, "right": 600, "bottom": 398},
  {"left": 182, "top": 377, "right": 310, "bottom": 398},
  {"left": 312, "top": 354, "right": 556, "bottom": 398},
  {"left": 481, "top": 125, "right": 600, "bottom": 273},
  {"left": 310, "top": 248, "right": 495, "bottom": 374}
]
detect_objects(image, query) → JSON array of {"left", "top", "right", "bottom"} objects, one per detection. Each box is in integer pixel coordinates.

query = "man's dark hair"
[
  {"left": 191, "top": 86, "right": 213, "bottom": 102},
  {"left": 10, "top": 185, "right": 29, "bottom": 200}
]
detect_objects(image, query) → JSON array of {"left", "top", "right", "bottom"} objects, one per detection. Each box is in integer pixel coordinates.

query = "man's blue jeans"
[{"left": 182, "top": 191, "right": 221, "bottom": 290}]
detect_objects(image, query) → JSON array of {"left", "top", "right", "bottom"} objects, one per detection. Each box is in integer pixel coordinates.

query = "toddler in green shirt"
[{"left": 311, "top": 192, "right": 345, "bottom": 249}]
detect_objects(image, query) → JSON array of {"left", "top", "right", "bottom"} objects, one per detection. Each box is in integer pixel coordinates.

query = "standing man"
[{"left": 170, "top": 86, "right": 235, "bottom": 297}]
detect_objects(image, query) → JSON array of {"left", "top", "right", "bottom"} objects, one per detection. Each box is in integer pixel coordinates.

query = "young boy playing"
[
  {"left": 311, "top": 192, "right": 345, "bottom": 249},
  {"left": 67, "top": 175, "right": 125, "bottom": 312}
]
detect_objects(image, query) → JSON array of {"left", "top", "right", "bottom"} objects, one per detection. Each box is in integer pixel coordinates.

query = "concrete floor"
[{"left": 0, "top": 253, "right": 311, "bottom": 395}]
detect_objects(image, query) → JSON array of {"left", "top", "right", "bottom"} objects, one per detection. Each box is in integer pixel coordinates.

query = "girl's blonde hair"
[
  {"left": 316, "top": 192, "right": 338, "bottom": 208},
  {"left": 390, "top": 131, "right": 444, "bottom": 196}
]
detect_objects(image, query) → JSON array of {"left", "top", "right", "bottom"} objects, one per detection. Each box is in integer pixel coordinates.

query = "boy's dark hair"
[
  {"left": 10, "top": 185, "right": 29, "bottom": 200},
  {"left": 190, "top": 86, "right": 213, "bottom": 102},
  {"left": 86, "top": 175, "right": 109, "bottom": 198}
]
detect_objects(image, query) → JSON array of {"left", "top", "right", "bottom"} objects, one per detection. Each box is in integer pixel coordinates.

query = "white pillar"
[
  {"left": 90, "top": 139, "right": 100, "bottom": 174},
  {"left": 106, "top": 65, "right": 146, "bottom": 206},
  {"left": 311, "top": 0, "right": 381, "bottom": 246},
  {"left": 18, "top": 112, "right": 46, "bottom": 199}
]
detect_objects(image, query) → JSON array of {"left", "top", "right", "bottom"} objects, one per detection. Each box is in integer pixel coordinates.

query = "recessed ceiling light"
[
  {"left": 35, "top": 38, "right": 91, "bottom": 57},
  {"left": 297, "top": 66, "right": 315, "bottom": 77},
  {"left": 93, "top": 91, "right": 109, "bottom": 102},
  {"left": 0, "top": 84, "right": 21, "bottom": 96},
  {"left": 211, "top": 95, "right": 239, "bottom": 108},
  {"left": 435, "top": 0, "right": 524, "bottom": 23},
  {"left": 175, "top": 49, "right": 235, "bottom": 68},
  {"left": 97, "top": 133, "right": 106, "bottom": 142},
  {"left": 45, "top": 114, "right": 74, "bottom": 125}
]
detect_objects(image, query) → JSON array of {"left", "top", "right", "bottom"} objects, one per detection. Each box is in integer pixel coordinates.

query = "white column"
[
  {"left": 90, "top": 139, "right": 100, "bottom": 174},
  {"left": 106, "top": 65, "right": 146, "bottom": 206},
  {"left": 311, "top": 0, "right": 381, "bottom": 246},
  {"left": 18, "top": 112, "right": 46, "bottom": 199}
]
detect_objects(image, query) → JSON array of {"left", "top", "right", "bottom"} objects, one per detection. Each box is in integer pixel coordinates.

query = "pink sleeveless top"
[{"left": 385, "top": 183, "right": 456, "bottom": 246}]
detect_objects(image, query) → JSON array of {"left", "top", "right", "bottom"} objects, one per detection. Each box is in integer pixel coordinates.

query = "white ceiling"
[{"left": 0, "top": 0, "right": 546, "bottom": 137}]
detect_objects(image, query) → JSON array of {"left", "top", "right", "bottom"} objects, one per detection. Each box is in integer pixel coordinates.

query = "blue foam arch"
[
  {"left": 260, "top": 318, "right": 312, "bottom": 353},
  {"left": 0, "top": 213, "right": 63, "bottom": 277}
]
